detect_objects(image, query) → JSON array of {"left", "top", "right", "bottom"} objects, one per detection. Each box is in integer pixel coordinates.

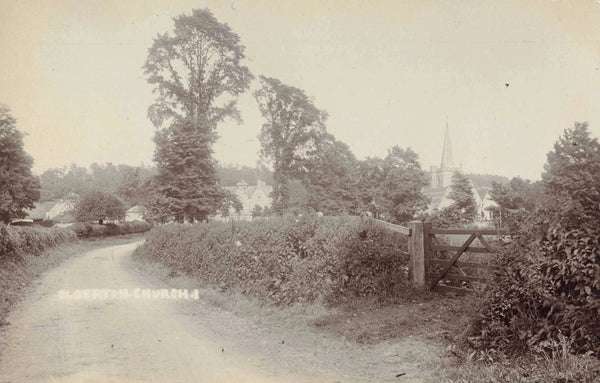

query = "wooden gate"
[{"left": 407, "top": 221, "right": 509, "bottom": 293}]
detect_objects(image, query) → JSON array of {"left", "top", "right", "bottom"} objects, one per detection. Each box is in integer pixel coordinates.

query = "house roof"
[
  {"left": 475, "top": 186, "right": 490, "bottom": 200},
  {"left": 24, "top": 201, "right": 57, "bottom": 220}
]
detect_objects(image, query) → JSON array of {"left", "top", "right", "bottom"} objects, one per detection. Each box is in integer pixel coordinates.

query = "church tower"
[{"left": 430, "top": 122, "right": 461, "bottom": 188}]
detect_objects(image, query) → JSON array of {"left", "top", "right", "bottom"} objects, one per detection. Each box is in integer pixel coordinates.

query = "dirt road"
[{"left": 0, "top": 242, "right": 439, "bottom": 383}]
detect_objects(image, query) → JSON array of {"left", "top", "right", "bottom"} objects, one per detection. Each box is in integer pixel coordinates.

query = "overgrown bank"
[{"left": 133, "top": 215, "right": 408, "bottom": 305}]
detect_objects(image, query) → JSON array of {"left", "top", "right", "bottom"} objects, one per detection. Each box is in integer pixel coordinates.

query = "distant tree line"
[{"left": 39, "top": 163, "right": 156, "bottom": 205}]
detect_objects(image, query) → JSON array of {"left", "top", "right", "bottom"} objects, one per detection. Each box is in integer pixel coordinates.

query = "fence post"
[{"left": 408, "top": 221, "right": 430, "bottom": 288}]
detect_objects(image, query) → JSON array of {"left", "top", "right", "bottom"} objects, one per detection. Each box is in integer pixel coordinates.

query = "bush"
[
  {"left": 469, "top": 123, "right": 600, "bottom": 357},
  {"left": 468, "top": 219, "right": 600, "bottom": 357},
  {"left": 135, "top": 215, "right": 409, "bottom": 305},
  {"left": 70, "top": 221, "right": 152, "bottom": 239}
]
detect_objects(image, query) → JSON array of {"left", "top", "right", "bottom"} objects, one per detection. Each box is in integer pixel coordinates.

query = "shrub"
[
  {"left": 135, "top": 215, "right": 409, "bottom": 305},
  {"left": 469, "top": 123, "right": 600, "bottom": 357},
  {"left": 70, "top": 221, "right": 152, "bottom": 239},
  {"left": 468, "top": 220, "right": 600, "bottom": 357}
]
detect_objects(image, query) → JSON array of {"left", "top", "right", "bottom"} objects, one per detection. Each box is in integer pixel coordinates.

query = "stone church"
[{"left": 422, "top": 125, "right": 486, "bottom": 216}]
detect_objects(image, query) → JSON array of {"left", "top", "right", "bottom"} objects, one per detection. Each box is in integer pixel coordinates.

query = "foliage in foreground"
[
  {"left": 135, "top": 215, "right": 408, "bottom": 305},
  {"left": 469, "top": 122, "right": 600, "bottom": 358},
  {"left": 0, "top": 224, "right": 76, "bottom": 262}
]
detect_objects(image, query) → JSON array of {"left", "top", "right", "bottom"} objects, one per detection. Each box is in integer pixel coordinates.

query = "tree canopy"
[
  {"left": 447, "top": 171, "right": 477, "bottom": 220},
  {"left": 357, "top": 146, "right": 429, "bottom": 223},
  {"left": 541, "top": 121, "right": 600, "bottom": 227},
  {"left": 144, "top": 9, "right": 253, "bottom": 222},
  {"left": 73, "top": 191, "right": 126, "bottom": 224},
  {"left": 152, "top": 118, "right": 223, "bottom": 222},
  {"left": 488, "top": 176, "right": 542, "bottom": 226},
  {"left": 303, "top": 136, "right": 360, "bottom": 215},
  {"left": 0, "top": 105, "right": 40, "bottom": 223},
  {"left": 254, "top": 75, "right": 328, "bottom": 213},
  {"left": 144, "top": 8, "right": 253, "bottom": 130},
  {"left": 39, "top": 163, "right": 155, "bottom": 205}
]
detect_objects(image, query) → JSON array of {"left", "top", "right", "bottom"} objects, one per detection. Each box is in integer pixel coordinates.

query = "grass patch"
[
  {"left": 427, "top": 344, "right": 600, "bottom": 382},
  {"left": 313, "top": 292, "right": 474, "bottom": 345},
  {"left": 0, "top": 234, "right": 146, "bottom": 326}
]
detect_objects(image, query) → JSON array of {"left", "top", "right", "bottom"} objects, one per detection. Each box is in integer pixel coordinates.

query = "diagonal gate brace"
[{"left": 430, "top": 232, "right": 477, "bottom": 290}]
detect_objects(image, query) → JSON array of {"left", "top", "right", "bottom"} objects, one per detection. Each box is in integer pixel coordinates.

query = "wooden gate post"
[{"left": 408, "top": 221, "right": 431, "bottom": 288}]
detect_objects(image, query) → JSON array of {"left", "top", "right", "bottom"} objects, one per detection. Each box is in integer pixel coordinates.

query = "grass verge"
[{"left": 0, "top": 234, "right": 146, "bottom": 327}]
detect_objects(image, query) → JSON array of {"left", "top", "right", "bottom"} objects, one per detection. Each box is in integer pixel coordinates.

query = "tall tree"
[
  {"left": 357, "top": 146, "right": 429, "bottom": 223},
  {"left": 541, "top": 121, "right": 600, "bottom": 227},
  {"left": 0, "top": 105, "right": 40, "bottom": 223},
  {"left": 303, "top": 135, "right": 360, "bottom": 214},
  {"left": 144, "top": 8, "right": 253, "bottom": 221},
  {"left": 73, "top": 191, "right": 126, "bottom": 224},
  {"left": 447, "top": 171, "right": 477, "bottom": 221},
  {"left": 153, "top": 118, "right": 223, "bottom": 222},
  {"left": 254, "top": 76, "right": 328, "bottom": 213},
  {"left": 489, "top": 177, "right": 542, "bottom": 224},
  {"left": 380, "top": 146, "right": 429, "bottom": 223}
]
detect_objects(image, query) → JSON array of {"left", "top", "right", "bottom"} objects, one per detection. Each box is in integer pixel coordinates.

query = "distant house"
[
  {"left": 480, "top": 189, "right": 499, "bottom": 221},
  {"left": 219, "top": 180, "right": 273, "bottom": 220},
  {"left": 11, "top": 201, "right": 57, "bottom": 225},
  {"left": 47, "top": 198, "right": 77, "bottom": 223},
  {"left": 125, "top": 205, "right": 147, "bottom": 222},
  {"left": 11, "top": 195, "right": 78, "bottom": 226}
]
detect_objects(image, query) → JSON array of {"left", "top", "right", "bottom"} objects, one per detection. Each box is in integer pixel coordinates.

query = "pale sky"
[{"left": 1, "top": 0, "right": 600, "bottom": 180}]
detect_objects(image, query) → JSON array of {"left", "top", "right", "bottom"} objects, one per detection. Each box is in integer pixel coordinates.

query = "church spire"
[{"left": 440, "top": 120, "right": 455, "bottom": 169}]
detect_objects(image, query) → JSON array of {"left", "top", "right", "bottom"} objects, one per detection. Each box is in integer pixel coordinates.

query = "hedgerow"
[
  {"left": 70, "top": 221, "right": 152, "bottom": 239},
  {"left": 0, "top": 224, "right": 77, "bottom": 262},
  {"left": 134, "top": 214, "right": 409, "bottom": 305}
]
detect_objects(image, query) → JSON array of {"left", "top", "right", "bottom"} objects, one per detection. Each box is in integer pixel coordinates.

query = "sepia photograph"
[{"left": 1, "top": 0, "right": 600, "bottom": 381}]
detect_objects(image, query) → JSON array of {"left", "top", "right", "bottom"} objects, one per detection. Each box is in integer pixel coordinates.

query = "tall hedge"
[
  {"left": 70, "top": 221, "right": 152, "bottom": 239},
  {"left": 135, "top": 215, "right": 409, "bottom": 305},
  {"left": 0, "top": 225, "right": 77, "bottom": 262}
]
